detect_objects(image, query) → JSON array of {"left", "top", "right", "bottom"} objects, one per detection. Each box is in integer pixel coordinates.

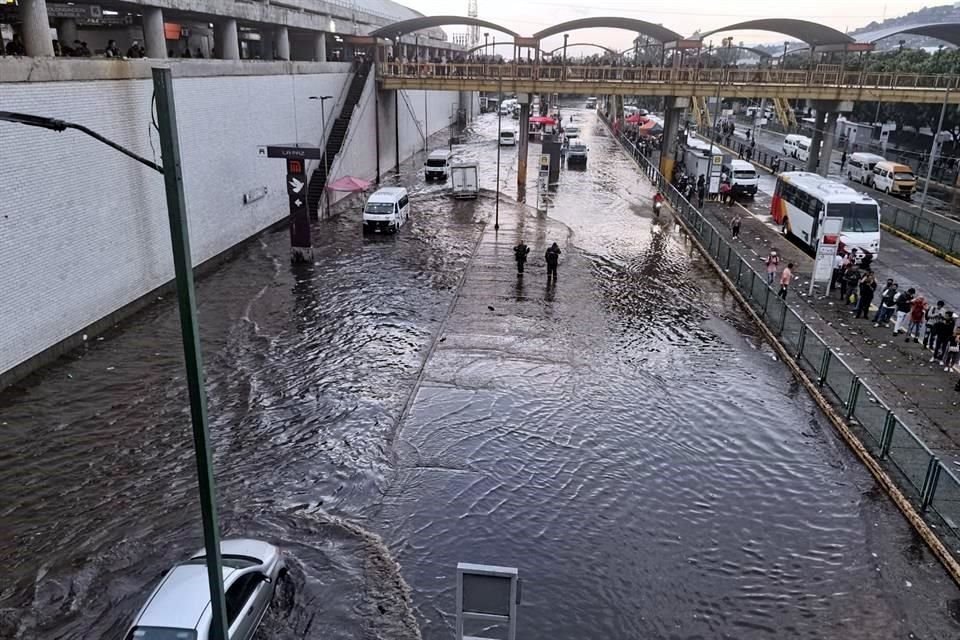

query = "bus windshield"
[{"left": 829, "top": 203, "right": 880, "bottom": 233}]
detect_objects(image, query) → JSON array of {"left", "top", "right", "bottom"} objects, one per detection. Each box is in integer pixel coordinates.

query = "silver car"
[{"left": 125, "top": 539, "right": 286, "bottom": 640}]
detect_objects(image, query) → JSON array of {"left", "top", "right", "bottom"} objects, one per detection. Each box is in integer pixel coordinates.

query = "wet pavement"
[
  {"left": 2, "top": 107, "right": 960, "bottom": 639},
  {"left": 687, "top": 147, "right": 960, "bottom": 464}
]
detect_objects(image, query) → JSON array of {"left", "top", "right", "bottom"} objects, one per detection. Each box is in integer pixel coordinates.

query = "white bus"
[{"left": 771, "top": 172, "right": 881, "bottom": 259}]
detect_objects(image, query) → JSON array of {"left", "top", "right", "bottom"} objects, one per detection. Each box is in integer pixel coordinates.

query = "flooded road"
[{"left": 2, "top": 106, "right": 959, "bottom": 639}]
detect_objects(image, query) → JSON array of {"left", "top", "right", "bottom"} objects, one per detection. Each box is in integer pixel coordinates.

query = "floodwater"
[{"left": 1, "top": 106, "right": 958, "bottom": 640}]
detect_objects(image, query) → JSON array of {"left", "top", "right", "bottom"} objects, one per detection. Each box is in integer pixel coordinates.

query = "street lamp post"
[
  {"left": 919, "top": 86, "right": 951, "bottom": 215},
  {"left": 484, "top": 32, "right": 489, "bottom": 56},
  {"left": 496, "top": 48, "right": 502, "bottom": 231},
  {"left": 309, "top": 95, "right": 333, "bottom": 218},
  {"left": 1, "top": 67, "right": 231, "bottom": 640}
]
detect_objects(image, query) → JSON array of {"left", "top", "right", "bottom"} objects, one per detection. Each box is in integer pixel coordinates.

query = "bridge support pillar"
[
  {"left": 805, "top": 110, "right": 826, "bottom": 173},
  {"left": 216, "top": 19, "right": 240, "bottom": 60},
  {"left": 818, "top": 111, "right": 840, "bottom": 177},
  {"left": 659, "top": 97, "right": 688, "bottom": 181},
  {"left": 19, "top": 0, "right": 54, "bottom": 56},
  {"left": 517, "top": 97, "right": 530, "bottom": 203}
]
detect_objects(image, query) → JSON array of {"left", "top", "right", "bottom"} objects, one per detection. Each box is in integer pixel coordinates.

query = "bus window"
[{"left": 828, "top": 203, "right": 880, "bottom": 233}]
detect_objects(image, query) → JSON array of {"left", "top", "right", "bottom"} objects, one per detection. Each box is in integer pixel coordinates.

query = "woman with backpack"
[
  {"left": 873, "top": 281, "right": 898, "bottom": 327},
  {"left": 764, "top": 249, "right": 780, "bottom": 285}
]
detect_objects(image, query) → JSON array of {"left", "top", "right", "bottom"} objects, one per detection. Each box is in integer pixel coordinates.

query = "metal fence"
[
  {"left": 615, "top": 131, "right": 960, "bottom": 563},
  {"left": 714, "top": 138, "right": 960, "bottom": 260}
]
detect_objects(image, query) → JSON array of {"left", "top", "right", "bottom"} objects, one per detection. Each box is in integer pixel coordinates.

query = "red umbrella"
[
  {"left": 528, "top": 115, "right": 556, "bottom": 125},
  {"left": 326, "top": 176, "right": 372, "bottom": 192}
]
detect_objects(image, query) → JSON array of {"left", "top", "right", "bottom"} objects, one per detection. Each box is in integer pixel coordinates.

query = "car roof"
[
  {"left": 427, "top": 149, "right": 451, "bottom": 159},
  {"left": 192, "top": 539, "right": 276, "bottom": 564},
  {"left": 729, "top": 159, "right": 755, "bottom": 169},
  {"left": 851, "top": 152, "right": 885, "bottom": 161},
  {"left": 136, "top": 565, "right": 238, "bottom": 630},
  {"left": 876, "top": 161, "right": 911, "bottom": 170},
  {"left": 780, "top": 171, "right": 879, "bottom": 204}
]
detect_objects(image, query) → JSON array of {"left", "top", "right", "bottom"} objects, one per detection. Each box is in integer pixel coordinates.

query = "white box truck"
[{"left": 450, "top": 163, "right": 479, "bottom": 199}]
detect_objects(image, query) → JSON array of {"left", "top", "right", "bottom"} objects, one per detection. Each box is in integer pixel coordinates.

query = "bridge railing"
[{"left": 380, "top": 63, "right": 960, "bottom": 91}]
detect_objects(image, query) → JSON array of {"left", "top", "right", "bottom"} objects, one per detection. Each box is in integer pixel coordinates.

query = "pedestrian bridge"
[{"left": 377, "top": 63, "right": 959, "bottom": 105}]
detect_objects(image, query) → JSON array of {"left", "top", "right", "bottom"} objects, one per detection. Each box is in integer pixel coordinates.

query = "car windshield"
[
  {"left": 734, "top": 171, "right": 756, "bottom": 179},
  {"left": 830, "top": 202, "right": 880, "bottom": 233},
  {"left": 185, "top": 555, "right": 260, "bottom": 569},
  {"left": 426, "top": 159, "right": 446, "bottom": 167},
  {"left": 365, "top": 202, "right": 395, "bottom": 214},
  {"left": 894, "top": 171, "right": 915, "bottom": 181},
  {"left": 127, "top": 627, "right": 197, "bottom": 640}
]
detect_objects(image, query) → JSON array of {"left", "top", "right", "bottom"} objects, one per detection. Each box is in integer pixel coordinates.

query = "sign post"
[
  {"left": 537, "top": 153, "right": 549, "bottom": 213},
  {"left": 456, "top": 563, "right": 520, "bottom": 640},
  {"left": 809, "top": 216, "right": 843, "bottom": 297},
  {"left": 259, "top": 143, "right": 325, "bottom": 263}
]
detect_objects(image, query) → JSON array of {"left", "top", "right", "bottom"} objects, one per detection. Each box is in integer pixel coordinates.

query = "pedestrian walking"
[
  {"left": 873, "top": 281, "right": 898, "bottom": 326},
  {"left": 731, "top": 214, "right": 742, "bottom": 238},
  {"left": 765, "top": 249, "right": 780, "bottom": 285},
  {"left": 545, "top": 242, "right": 561, "bottom": 280},
  {"left": 892, "top": 287, "right": 916, "bottom": 335},
  {"left": 771, "top": 156, "right": 781, "bottom": 174},
  {"left": 924, "top": 300, "right": 946, "bottom": 349},
  {"left": 697, "top": 179, "right": 705, "bottom": 209},
  {"left": 905, "top": 295, "right": 927, "bottom": 342},
  {"left": 514, "top": 240, "right": 530, "bottom": 275},
  {"left": 778, "top": 263, "right": 794, "bottom": 299},
  {"left": 854, "top": 272, "right": 877, "bottom": 318}
]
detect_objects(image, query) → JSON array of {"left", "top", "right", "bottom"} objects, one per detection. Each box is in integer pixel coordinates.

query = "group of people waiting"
[{"left": 830, "top": 252, "right": 960, "bottom": 377}]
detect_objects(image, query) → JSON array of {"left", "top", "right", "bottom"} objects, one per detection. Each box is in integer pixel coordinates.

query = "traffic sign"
[{"left": 262, "top": 144, "right": 325, "bottom": 160}]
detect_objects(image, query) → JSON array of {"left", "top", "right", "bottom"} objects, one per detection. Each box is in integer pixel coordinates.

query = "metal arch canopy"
[
  {"left": 465, "top": 42, "right": 550, "bottom": 57},
  {"left": 855, "top": 22, "right": 960, "bottom": 48},
  {"left": 369, "top": 15, "right": 519, "bottom": 39},
  {"left": 695, "top": 19, "right": 854, "bottom": 47},
  {"left": 533, "top": 17, "right": 682, "bottom": 44},
  {"left": 548, "top": 42, "right": 620, "bottom": 56}
]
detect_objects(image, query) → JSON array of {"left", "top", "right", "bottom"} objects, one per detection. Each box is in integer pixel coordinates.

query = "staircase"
[
  {"left": 307, "top": 61, "right": 371, "bottom": 217},
  {"left": 773, "top": 97, "right": 797, "bottom": 128},
  {"left": 691, "top": 95, "right": 712, "bottom": 130}
]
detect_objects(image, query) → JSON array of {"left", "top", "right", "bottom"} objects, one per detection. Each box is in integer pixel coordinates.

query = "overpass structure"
[{"left": 366, "top": 15, "right": 960, "bottom": 196}]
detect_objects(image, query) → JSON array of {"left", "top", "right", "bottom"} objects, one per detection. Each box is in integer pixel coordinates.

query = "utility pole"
[
  {"left": 919, "top": 86, "right": 951, "bottom": 216},
  {"left": 152, "top": 67, "right": 230, "bottom": 640}
]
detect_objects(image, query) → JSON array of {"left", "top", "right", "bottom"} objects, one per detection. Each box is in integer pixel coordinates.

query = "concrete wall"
[
  {"left": 0, "top": 61, "right": 472, "bottom": 380},
  {"left": 325, "top": 69, "right": 465, "bottom": 205},
  {"left": 0, "top": 66, "right": 352, "bottom": 377}
]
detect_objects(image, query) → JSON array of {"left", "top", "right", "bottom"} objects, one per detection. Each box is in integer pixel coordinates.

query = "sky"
[{"left": 399, "top": 0, "right": 946, "bottom": 54}]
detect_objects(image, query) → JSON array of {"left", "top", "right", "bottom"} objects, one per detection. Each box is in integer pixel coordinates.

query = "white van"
[
  {"left": 362, "top": 187, "right": 410, "bottom": 234},
  {"left": 872, "top": 161, "right": 917, "bottom": 198},
  {"left": 783, "top": 134, "right": 810, "bottom": 158},
  {"left": 499, "top": 130, "right": 516, "bottom": 146},
  {"left": 564, "top": 125, "right": 581, "bottom": 139},
  {"left": 424, "top": 149, "right": 452, "bottom": 181},
  {"left": 722, "top": 159, "right": 759, "bottom": 197},
  {"left": 847, "top": 152, "right": 886, "bottom": 185},
  {"left": 796, "top": 138, "right": 812, "bottom": 162}
]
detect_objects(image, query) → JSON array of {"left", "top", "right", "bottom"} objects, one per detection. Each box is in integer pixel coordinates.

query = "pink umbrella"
[{"left": 326, "top": 176, "right": 372, "bottom": 192}]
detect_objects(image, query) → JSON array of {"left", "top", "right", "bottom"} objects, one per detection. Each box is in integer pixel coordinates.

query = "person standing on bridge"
[
  {"left": 873, "top": 281, "right": 898, "bottom": 327},
  {"left": 840, "top": 150, "right": 848, "bottom": 171},
  {"left": 855, "top": 272, "right": 877, "bottom": 319},
  {"left": 893, "top": 288, "right": 916, "bottom": 335},
  {"left": 905, "top": 295, "right": 928, "bottom": 343},
  {"left": 545, "top": 242, "right": 562, "bottom": 281},
  {"left": 697, "top": 176, "right": 706, "bottom": 209},
  {"left": 514, "top": 240, "right": 530, "bottom": 276}
]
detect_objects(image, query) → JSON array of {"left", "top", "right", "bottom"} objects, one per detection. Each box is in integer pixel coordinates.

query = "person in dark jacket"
[
  {"left": 854, "top": 272, "right": 877, "bottom": 319},
  {"left": 545, "top": 242, "right": 561, "bottom": 280},
  {"left": 514, "top": 240, "right": 530, "bottom": 275}
]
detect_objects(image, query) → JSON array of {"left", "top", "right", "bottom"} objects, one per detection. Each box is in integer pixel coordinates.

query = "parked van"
[
  {"left": 795, "top": 138, "right": 812, "bottom": 163},
  {"left": 847, "top": 152, "right": 886, "bottom": 185},
  {"left": 499, "top": 130, "right": 517, "bottom": 146},
  {"left": 722, "top": 159, "right": 759, "bottom": 197},
  {"left": 783, "top": 134, "right": 809, "bottom": 158},
  {"left": 424, "top": 149, "right": 452, "bottom": 181},
  {"left": 872, "top": 161, "right": 917, "bottom": 198},
  {"left": 363, "top": 187, "right": 410, "bottom": 234},
  {"left": 564, "top": 125, "right": 581, "bottom": 139}
]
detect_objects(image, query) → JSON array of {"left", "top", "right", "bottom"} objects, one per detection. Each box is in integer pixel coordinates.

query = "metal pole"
[
  {"left": 320, "top": 98, "right": 330, "bottom": 218},
  {"left": 562, "top": 34, "right": 568, "bottom": 81},
  {"left": 374, "top": 79, "right": 381, "bottom": 184},
  {"left": 919, "top": 86, "right": 950, "bottom": 215},
  {"left": 151, "top": 67, "right": 229, "bottom": 640},
  {"left": 496, "top": 68, "right": 502, "bottom": 231},
  {"left": 423, "top": 90, "right": 428, "bottom": 152},
  {"left": 394, "top": 89, "right": 400, "bottom": 174},
  {"left": 711, "top": 48, "right": 722, "bottom": 148}
]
